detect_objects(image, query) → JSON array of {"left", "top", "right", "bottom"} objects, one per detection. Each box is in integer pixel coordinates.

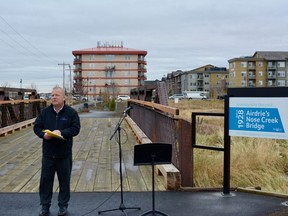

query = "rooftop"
[{"left": 72, "top": 46, "right": 147, "bottom": 55}]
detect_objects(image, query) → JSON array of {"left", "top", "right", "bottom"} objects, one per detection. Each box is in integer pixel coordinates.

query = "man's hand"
[
  {"left": 44, "top": 133, "right": 53, "bottom": 140},
  {"left": 52, "top": 130, "right": 61, "bottom": 135}
]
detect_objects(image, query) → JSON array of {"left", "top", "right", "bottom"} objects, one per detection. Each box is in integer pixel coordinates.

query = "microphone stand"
[{"left": 98, "top": 109, "right": 141, "bottom": 216}]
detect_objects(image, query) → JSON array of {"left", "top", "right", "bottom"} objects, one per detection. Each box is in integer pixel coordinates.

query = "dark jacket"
[{"left": 33, "top": 104, "right": 81, "bottom": 158}]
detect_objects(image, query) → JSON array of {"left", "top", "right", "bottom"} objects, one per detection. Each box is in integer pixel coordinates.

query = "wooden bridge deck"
[{"left": 0, "top": 116, "right": 166, "bottom": 192}]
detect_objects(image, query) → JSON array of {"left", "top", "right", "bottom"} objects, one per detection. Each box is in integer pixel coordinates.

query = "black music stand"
[
  {"left": 134, "top": 143, "right": 172, "bottom": 216},
  {"left": 98, "top": 109, "right": 140, "bottom": 216}
]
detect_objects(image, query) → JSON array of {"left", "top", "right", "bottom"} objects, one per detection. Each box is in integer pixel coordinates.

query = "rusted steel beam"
[
  {"left": 0, "top": 100, "right": 46, "bottom": 128},
  {"left": 129, "top": 99, "right": 179, "bottom": 115},
  {"left": 0, "top": 99, "right": 46, "bottom": 105},
  {"left": 128, "top": 100, "right": 193, "bottom": 187}
]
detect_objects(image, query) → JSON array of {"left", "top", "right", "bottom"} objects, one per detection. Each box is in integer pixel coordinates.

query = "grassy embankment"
[{"left": 169, "top": 99, "right": 288, "bottom": 194}]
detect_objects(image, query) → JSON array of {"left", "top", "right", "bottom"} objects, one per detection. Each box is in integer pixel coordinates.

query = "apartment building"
[
  {"left": 164, "top": 70, "right": 183, "bottom": 95},
  {"left": 228, "top": 51, "right": 288, "bottom": 88},
  {"left": 181, "top": 64, "right": 228, "bottom": 94},
  {"left": 166, "top": 65, "right": 228, "bottom": 98},
  {"left": 72, "top": 42, "right": 147, "bottom": 100}
]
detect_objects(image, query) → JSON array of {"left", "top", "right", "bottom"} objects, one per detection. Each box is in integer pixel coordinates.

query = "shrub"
[{"left": 108, "top": 98, "right": 116, "bottom": 111}]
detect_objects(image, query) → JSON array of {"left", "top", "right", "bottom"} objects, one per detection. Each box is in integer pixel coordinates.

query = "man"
[{"left": 34, "top": 86, "right": 81, "bottom": 216}]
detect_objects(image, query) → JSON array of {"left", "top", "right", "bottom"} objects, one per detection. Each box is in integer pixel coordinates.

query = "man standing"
[{"left": 34, "top": 86, "right": 81, "bottom": 216}]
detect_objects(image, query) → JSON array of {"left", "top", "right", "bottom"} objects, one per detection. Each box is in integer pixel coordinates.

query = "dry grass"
[{"left": 169, "top": 99, "right": 288, "bottom": 194}]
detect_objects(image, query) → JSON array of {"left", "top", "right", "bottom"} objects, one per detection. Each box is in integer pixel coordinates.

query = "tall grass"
[{"left": 169, "top": 100, "right": 288, "bottom": 194}]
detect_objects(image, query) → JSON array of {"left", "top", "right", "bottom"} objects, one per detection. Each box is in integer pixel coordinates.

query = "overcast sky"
[{"left": 0, "top": 0, "right": 288, "bottom": 93}]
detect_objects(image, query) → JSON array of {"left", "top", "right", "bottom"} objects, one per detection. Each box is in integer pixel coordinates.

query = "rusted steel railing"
[
  {"left": 128, "top": 99, "right": 193, "bottom": 187},
  {"left": 0, "top": 99, "right": 47, "bottom": 128}
]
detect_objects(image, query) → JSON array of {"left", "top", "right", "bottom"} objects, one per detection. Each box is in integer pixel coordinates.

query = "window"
[
  {"left": 277, "top": 71, "right": 285, "bottom": 77},
  {"left": 241, "top": 62, "right": 247, "bottom": 67},
  {"left": 106, "top": 79, "right": 111, "bottom": 85},
  {"left": 267, "top": 80, "right": 273, "bottom": 86},
  {"left": 258, "top": 62, "right": 263, "bottom": 67},
  {"left": 105, "top": 71, "right": 113, "bottom": 78},
  {"left": 278, "top": 80, "right": 285, "bottom": 86},
  {"left": 124, "top": 79, "right": 130, "bottom": 85},
  {"left": 88, "top": 71, "right": 96, "bottom": 76},
  {"left": 241, "top": 71, "right": 247, "bottom": 77},
  {"left": 258, "top": 71, "right": 263, "bottom": 76},
  {"left": 248, "top": 72, "right": 254, "bottom": 77},
  {"left": 89, "top": 55, "right": 96, "bottom": 60},
  {"left": 268, "top": 71, "right": 275, "bottom": 77},
  {"left": 204, "top": 74, "right": 210, "bottom": 78},
  {"left": 89, "top": 63, "right": 96, "bottom": 68},
  {"left": 248, "top": 81, "right": 254, "bottom": 86},
  {"left": 105, "top": 55, "right": 115, "bottom": 61},
  {"left": 268, "top": 62, "right": 275, "bottom": 68},
  {"left": 277, "top": 61, "right": 285, "bottom": 68},
  {"left": 216, "top": 74, "right": 222, "bottom": 78},
  {"left": 258, "top": 80, "right": 263, "bottom": 86},
  {"left": 190, "top": 74, "right": 197, "bottom": 79},
  {"left": 241, "top": 80, "right": 246, "bottom": 87}
]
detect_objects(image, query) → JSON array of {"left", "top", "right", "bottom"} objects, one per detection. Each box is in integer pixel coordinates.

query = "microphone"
[{"left": 123, "top": 106, "right": 133, "bottom": 113}]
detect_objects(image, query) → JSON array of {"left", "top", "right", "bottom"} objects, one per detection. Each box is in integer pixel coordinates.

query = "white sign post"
[{"left": 229, "top": 97, "right": 288, "bottom": 139}]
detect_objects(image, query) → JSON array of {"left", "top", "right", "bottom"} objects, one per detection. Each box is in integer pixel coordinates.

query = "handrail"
[{"left": 128, "top": 99, "right": 179, "bottom": 116}]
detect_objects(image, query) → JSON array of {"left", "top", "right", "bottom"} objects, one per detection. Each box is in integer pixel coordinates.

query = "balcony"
[
  {"left": 74, "top": 66, "right": 82, "bottom": 72},
  {"left": 138, "top": 58, "right": 146, "bottom": 64},
  {"left": 105, "top": 65, "right": 116, "bottom": 71},
  {"left": 248, "top": 81, "right": 256, "bottom": 87},
  {"left": 267, "top": 65, "right": 277, "bottom": 70},
  {"left": 138, "top": 74, "right": 147, "bottom": 80},
  {"left": 73, "top": 58, "right": 82, "bottom": 63},
  {"left": 248, "top": 65, "right": 256, "bottom": 70},
  {"left": 267, "top": 81, "right": 276, "bottom": 87},
  {"left": 248, "top": 73, "right": 256, "bottom": 79},
  {"left": 138, "top": 66, "right": 147, "bottom": 72},
  {"left": 267, "top": 74, "right": 276, "bottom": 79}
]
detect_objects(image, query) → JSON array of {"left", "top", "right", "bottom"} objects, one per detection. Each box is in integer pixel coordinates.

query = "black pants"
[{"left": 40, "top": 156, "right": 72, "bottom": 208}]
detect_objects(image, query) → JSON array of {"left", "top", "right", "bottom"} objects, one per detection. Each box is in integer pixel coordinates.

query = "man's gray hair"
[{"left": 52, "top": 86, "right": 65, "bottom": 96}]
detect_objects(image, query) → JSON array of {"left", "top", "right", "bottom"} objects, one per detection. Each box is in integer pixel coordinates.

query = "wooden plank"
[
  {"left": 0, "top": 129, "right": 42, "bottom": 192},
  {"left": 122, "top": 122, "right": 166, "bottom": 191},
  {"left": 0, "top": 118, "right": 36, "bottom": 137},
  {"left": 125, "top": 115, "right": 181, "bottom": 190},
  {"left": 0, "top": 117, "right": 167, "bottom": 193}
]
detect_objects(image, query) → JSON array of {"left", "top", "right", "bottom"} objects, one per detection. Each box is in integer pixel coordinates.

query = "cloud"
[{"left": 0, "top": 0, "right": 288, "bottom": 92}]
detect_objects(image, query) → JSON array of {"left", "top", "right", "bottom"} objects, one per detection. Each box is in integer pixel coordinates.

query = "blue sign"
[{"left": 229, "top": 98, "right": 288, "bottom": 139}]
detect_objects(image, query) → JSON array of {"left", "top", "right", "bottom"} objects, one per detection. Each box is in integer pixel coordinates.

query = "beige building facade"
[
  {"left": 228, "top": 51, "right": 288, "bottom": 88},
  {"left": 170, "top": 65, "right": 228, "bottom": 98},
  {"left": 72, "top": 43, "right": 147, "bottom": 100}
]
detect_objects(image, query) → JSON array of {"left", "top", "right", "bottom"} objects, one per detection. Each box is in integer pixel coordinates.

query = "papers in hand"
[{"left": 43, "top": 129, "right": 66, "bottom": 140}]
